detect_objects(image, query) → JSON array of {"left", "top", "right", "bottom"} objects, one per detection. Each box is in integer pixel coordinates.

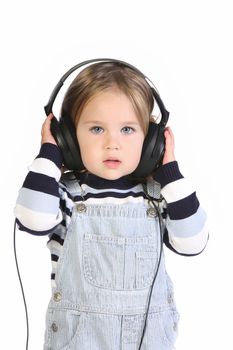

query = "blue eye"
[
  {"left": 90, "top": 126, "right": 104, "bottom": 134},
  {"left": 121, "top": 127, "right": 134, "bottom": 134}
]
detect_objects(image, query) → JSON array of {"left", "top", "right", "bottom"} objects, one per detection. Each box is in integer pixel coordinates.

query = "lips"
[{"left": 103, "top": 158, "right": 121, "bottom": 169}]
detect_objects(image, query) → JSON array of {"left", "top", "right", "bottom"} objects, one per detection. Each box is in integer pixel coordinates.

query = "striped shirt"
[{"left": 14, "top": 143, "right": 208, "bottom": 286}]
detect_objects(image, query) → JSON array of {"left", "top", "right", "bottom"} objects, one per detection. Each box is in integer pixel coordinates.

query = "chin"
[
  {"left": 96, "top": 171, "right": 129, "bottom": 181},
  {"left": 87, "top": 166, "right": 136, "bottom": 180},
  {"left": 101, "top": 173, "right": 124, "bottom": 181}
]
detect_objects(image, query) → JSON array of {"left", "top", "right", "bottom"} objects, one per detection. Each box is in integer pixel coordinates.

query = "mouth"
[{"left": 103, "top": 158, "right": 121, "bottom": 169}]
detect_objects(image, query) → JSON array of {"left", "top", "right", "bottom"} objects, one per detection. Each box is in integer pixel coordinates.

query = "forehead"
[{"left": 79, "top": 88, "right": 139, "bottom": 123}]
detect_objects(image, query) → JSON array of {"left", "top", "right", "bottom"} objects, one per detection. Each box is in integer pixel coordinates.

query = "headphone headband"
[{"left": 44, "top": 58, "right": 169, "bottom": 126}]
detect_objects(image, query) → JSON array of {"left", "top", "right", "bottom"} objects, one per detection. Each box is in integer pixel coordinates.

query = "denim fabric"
[{"left": 44, "top": 180, "right": 179, "bottom": 349}]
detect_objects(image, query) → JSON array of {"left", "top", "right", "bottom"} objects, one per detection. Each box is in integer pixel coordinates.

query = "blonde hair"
[{"left": 61, "top": 62, "right": 154, "bottom": 135}]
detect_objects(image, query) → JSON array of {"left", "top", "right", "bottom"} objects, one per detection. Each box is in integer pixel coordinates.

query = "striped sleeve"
[
  {"left": 14, "top": 143, "right": 64, "bottom": 235},
  {"left": 153, "top": 161, "right": 208, "bottom": 255}
]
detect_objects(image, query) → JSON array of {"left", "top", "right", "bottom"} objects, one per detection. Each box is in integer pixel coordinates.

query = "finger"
[
  {"left": 47, "top": 113, "right": 54, "bottom": 120},
  {"left": 164, "top": 127, "right": 175, "bottom": 145},
  {"left": 41, "top": 114, "right": 56, "bottom": 144}
]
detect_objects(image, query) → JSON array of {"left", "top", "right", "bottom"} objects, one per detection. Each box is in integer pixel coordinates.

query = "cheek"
[
  {"left": 135, "top": 135, "right": 145, "bottom": 152},
  {"left": 76, "top": 134, "right": 88, "bottom": 163},
  {"left": 78, "top": 139, "right": 99, "bottom": 172},
  {"left": 79, "top": 142, "right": 92, "bottom": 162},
  {"left": 128, "top": 137, "right": 144, "bottom": 162},
  {"left": 137, "top": 137, "right": 145, "bottom": 158},
  {"left": 136, "top": 144, "right": 144, "bottom": 162}
]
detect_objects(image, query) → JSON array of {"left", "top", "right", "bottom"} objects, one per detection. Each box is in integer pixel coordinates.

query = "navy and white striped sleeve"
[
  {"left": 14, "top": 143, "right": 64, "bottom": 235},
  {"left": 153, "top": 161, "right": 208, "bottom": 255}
]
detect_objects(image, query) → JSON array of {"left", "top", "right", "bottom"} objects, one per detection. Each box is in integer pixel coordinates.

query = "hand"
[
  {"left": 162, "top": 127, "right": 175, "bottom": 165},
  {"left": 41, "top": 114, "right": 57, "bottom": 145}
]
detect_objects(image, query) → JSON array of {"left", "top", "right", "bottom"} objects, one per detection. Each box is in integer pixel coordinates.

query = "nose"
[{"left": 104, "top": 132, "right": 120, "bottom": 150}]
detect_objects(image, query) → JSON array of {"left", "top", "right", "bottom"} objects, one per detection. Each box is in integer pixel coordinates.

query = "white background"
[{"left": 1, "top": 1, "right": 232, "bottom": 349}]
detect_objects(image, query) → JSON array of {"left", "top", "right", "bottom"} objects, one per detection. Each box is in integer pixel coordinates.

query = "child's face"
[{"left": 76, "top": 88, "right": 145, "bottom": 180}]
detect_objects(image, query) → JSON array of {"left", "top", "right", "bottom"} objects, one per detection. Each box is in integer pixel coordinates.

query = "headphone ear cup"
[
  {"left": 133, "top": 122, "right": 165, "bottom": 178},
  {"left": 50, "top": 116, "right": 84, "bottom": 171}
]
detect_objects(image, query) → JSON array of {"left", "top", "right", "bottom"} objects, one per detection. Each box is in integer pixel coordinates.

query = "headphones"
[{"left": 44, "top": 58, "right": 169, "bottom": 178}]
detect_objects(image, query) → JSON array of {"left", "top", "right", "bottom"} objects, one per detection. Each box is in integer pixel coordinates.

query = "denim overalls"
[{"left": 44, "top": 176, "right": 179, "bottom": 350}]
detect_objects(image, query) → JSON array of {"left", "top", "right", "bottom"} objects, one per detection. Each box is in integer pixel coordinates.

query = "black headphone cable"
[
  {"left": 13, "top": 219, "right": 29, "bottom": 350},
  {"left": 138, "top": 193, "right": 164, "bottom": 350}
]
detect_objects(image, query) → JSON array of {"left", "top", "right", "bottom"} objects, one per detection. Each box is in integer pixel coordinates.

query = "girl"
[{"left": 15, "top": 60, "right": 208, "bottom": 350}]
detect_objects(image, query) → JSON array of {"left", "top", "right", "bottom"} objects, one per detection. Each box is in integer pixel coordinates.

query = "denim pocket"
[
  {"left": 122, "top": 310, "right": 179, "bottom": 349},
  {"left": 44, "top": 308, "right": 84, "bottom": 350},
  {"left": 150, "top": 310, "right": 180, "bottom": 348},
  {"left": 136, "top": 251, "right": 158, "bottom": 289},
  {"left": 83, "top": 233, "right": 157, "bottom": 290}
]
